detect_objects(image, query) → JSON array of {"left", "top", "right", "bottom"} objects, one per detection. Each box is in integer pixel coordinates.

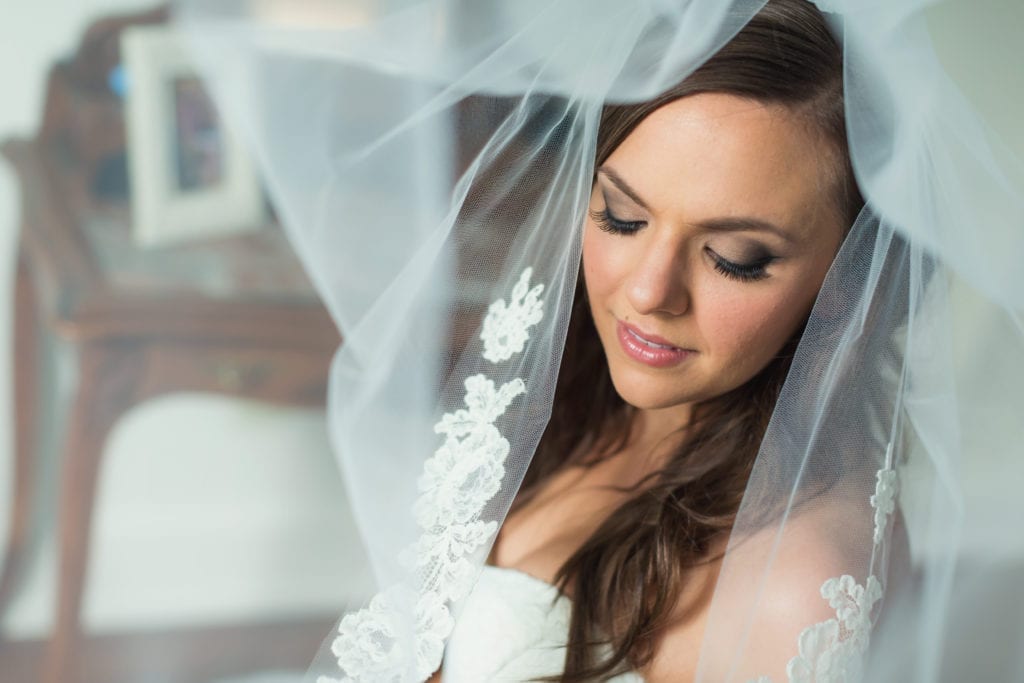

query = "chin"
[{"left": 607, "top": 368, "right": 706, "bottom": 412}]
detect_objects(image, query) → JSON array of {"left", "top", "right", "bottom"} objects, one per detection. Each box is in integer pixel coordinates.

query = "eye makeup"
[
  {"left": 705, "top": 248, "right": 775, "bottom": 281},
  {"left": 589, "top": 206, "right": 645, "bottom": 235},
  {"left": 588, "top": 185, "right": 780, "bottom": 282}
]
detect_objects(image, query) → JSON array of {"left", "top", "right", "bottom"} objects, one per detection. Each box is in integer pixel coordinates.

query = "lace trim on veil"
[
  {"left": 747, "top": 466, "right": 899, "bottom": 683},
  {"left": 319, "top": 268, "right": 545, "bottom": 683}
]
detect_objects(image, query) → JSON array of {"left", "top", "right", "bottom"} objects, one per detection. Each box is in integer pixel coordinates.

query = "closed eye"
[
  {"left": 706, "top": 248, "right": 774, "bottom": 282},
  {"left": 589, "top": 208, "right": 645, "bottom": 235}
]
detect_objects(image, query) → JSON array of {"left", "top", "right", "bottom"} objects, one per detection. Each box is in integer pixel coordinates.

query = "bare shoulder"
[{"left": 643, "top": 506, "right": 874, "bottom": 683}]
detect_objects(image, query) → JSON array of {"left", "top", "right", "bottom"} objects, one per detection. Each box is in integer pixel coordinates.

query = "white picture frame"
[{"left": 121, "top": 25, "right": 266, "bottom": 248}]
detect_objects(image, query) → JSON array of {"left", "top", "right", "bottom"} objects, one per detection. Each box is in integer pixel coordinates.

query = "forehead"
[{"left": 603, "top": 93, "right": 837, "bottom": 237}]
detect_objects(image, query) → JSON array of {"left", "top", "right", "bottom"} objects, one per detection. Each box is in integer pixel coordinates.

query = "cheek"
[
  {"left": 698, "top": 280, "right": 813, "bottom": 363},
  {"left": 582, "top": 224, "right": 625, "bottom": 302}
]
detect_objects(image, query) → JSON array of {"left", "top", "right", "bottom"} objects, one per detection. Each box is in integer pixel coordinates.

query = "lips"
[{"left": 616, "top": 321, "right": 693, "bottom": 368}]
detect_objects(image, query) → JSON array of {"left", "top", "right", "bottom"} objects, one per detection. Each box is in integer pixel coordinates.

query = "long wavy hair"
[{"left": 509, "top": 2, "right": 868, "bottom": 680}]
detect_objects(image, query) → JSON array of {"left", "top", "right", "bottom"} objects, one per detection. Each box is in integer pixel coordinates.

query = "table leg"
[
  {"left": 42, "top": 341, "right": 142, "bottom": 683},
  {"left": 0, "top": 255, "right": 40, "bottom": 628}
]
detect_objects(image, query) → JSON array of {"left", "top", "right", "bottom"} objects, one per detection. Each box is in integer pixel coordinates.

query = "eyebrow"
[{"left": 596, "top": 165, "right": 795, "bottom": 243}]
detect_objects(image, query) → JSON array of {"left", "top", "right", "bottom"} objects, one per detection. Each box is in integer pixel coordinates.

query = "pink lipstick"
[{"left": 616, "top": 321, "right": 693, "bottom": 368}]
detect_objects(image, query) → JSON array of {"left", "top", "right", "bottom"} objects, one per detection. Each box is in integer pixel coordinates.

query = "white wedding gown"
[{"left": 442, "top": 566, "right": 646, "bottom": 682}]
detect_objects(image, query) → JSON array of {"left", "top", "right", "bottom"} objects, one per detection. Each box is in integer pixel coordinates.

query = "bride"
[
  {"left": 441, "top": 2, "right": 905, "bottom": 681},
  {"left": 176, "top": 0, "right": 1023, "bottom": 681}
]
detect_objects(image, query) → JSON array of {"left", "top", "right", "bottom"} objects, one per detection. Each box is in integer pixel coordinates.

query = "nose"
[{"left": 624, "top": 237, "right": 691, "bottom": 317}]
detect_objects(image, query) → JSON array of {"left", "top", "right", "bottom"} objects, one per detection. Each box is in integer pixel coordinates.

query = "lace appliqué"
[
  {"left": 480, "top": 267, "right": 545, "bottom": 363},
  {"left": 870, "top": 468, "right": 898, "bottom": 545},
  {"left": 748, "top": 465, "right": 897, "bottom": 683},
  {"left": 784, "top": 575, "right": 882, "bottom": 683},
  {"left": 320, "top": 268, "right": 544, "bottom": 683}
]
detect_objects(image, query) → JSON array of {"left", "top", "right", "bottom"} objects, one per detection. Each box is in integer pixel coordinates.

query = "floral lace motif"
[
  {"left": 320, "top": 268, "right": 545, "bottom": 683},
  {"left": 480, "top": 267, "right": 545, "bottom": 363},
  {"left": 784, "top": 575, "right": 882, "bottom": 683},
  {"left": 870, "top": 468, "right": 898, "bottom": 545},
  {"left": 747, "top": 464, "right": 897, "bottom": 683}
]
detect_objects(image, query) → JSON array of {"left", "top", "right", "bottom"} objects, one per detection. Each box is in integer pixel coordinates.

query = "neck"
[
  {"left": 618, "top": 403, "right": 693, "bottom": 473},
  {"left": 632, "top": 401, "right": 692, "bottom": 442}
]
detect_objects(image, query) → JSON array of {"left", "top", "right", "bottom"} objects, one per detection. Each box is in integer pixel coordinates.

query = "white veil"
[{"left": 171, "top": 1, "right": 1024, "bottom": 681}]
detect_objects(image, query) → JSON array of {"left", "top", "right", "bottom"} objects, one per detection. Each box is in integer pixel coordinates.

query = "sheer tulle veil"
[{"left": 173, "top": 0, "right": 1024, "bottom": 680}]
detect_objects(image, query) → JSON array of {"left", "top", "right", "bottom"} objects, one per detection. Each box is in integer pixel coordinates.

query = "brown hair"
[{"left": 511, "top": 2, "right": 865, "bottom": 680}]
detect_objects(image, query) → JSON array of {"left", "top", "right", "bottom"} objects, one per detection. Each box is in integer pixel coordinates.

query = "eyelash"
[
  {"left": 589, "top": 207, "right": 643, "bottom": 235},
  {"left": 589, "top": 207, "right": 774, "bottom": 282},
  {"left": 708, "top": 251, "right": 773, "bottom": 282}
]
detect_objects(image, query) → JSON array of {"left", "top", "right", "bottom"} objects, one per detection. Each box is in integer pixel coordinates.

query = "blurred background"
[{"left": 0, "top": 2, "right": 367, "bottom": 682}]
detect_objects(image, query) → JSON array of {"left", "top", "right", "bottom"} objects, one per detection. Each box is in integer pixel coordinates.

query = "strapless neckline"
[
  {"left": 442, "top": 564, "right": 646, "bottom": 682},
  {"left": 481, "top": 564, "right": 563, "bottom": 594}
]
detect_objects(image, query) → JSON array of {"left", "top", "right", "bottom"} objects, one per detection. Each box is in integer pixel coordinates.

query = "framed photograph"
[{"left": 121, "top": 25, "right": 266, "bottom": 247}]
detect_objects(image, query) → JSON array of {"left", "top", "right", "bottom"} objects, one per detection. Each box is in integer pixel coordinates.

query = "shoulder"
[{"left": 643, "top": 507, "right": 874, "bottom": 683}]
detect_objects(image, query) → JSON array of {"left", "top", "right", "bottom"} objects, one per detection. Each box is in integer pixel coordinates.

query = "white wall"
[{"left": 0, "top": 1, "right": 366, "bottom": 640}]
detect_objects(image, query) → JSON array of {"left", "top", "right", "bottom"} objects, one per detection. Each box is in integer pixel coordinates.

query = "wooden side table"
[{"left": 0, "top": 11, "right": 341, "bottom": 683}]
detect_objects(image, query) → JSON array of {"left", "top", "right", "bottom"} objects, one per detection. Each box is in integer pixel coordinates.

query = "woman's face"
[{"left": 583, "top": 93, "right": 845, "bottom": 417}]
